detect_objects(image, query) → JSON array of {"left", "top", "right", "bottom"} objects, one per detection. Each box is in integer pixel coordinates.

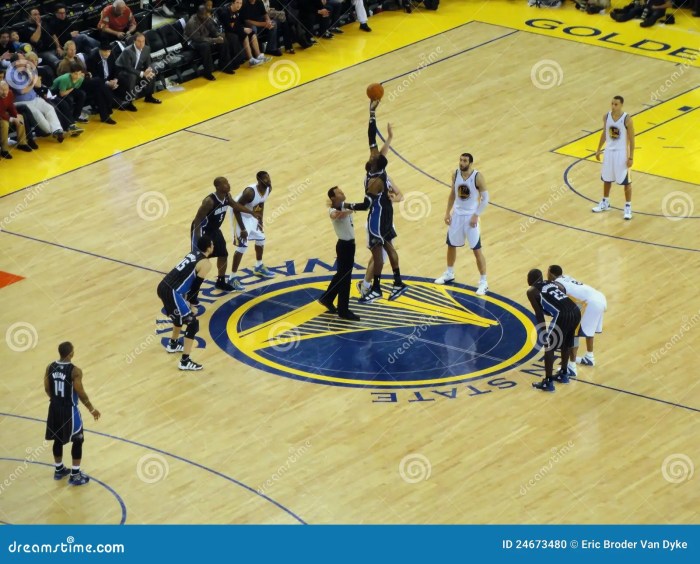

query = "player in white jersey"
[
  {"left": 228, "top": 171, "right": 275, "bottom": 290},
  {"left": 547, "top": 265, "right": 607, "bottom": 370},
  {"left": 434, "top": 153, "right": 490, "bottom": 296},
  {"left": 592, "top": 95, "right": 636, "bottom": 220}
]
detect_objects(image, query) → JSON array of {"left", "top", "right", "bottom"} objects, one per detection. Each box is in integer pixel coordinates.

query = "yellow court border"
[
  {"left": 2, "top": 1, "right": 697, "bottom": 198},
  {"left": 225, "top": 280, "right": 538, "bottom": 387}
]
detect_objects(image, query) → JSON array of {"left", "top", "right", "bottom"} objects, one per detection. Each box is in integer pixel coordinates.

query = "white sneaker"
[
  {"left": 476, "top": 281, "right": 488, "bottom": 296},
  {"left": 567, "top": 362, "right": 577, "bottom": 377},
  {"left": 256, "top": 54, "right": 272, "bottom": 63},
  {"left": 623, "top": 204, "right": 632, "bottom": 220},
  {"left": 434, "top": 271, "right": 455, "bottom": 285},
  {"left": 249, "top": 58, "right": 263, "bottom": 67},
  {"left": 592, "top": 199, "right": 610, "bottom": 213}
]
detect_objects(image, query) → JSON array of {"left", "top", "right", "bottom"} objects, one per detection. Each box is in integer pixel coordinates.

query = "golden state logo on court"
[{"left": 210, "top": 263, "right": 538, "bottom": 388}]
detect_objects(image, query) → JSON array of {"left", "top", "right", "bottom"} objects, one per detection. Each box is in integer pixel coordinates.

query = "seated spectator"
[
  {"left": 20, "top": 8, "right": 61, "bottom": 69},
  {"left": 25, "top": 50, "right": 56, "bottom": 90},
  {"left": 0, "top": 79, "right": 35, "bottom": 158},
  {"left": 242, "top": 0, "right": 283, "bottom": 56},
  {"left": 218, "top": 0, "right": 271, "bottom": 67},
  {"left": 328, "top": 0, "right": 371, "bottom": 32},
  {"left": 85, "top": 42, "right": 120, "bottom": 125},
  {"left": 640, "top": 0, "right": 673, "bottom": 26},
  {"left": 271, "top": 1, "right": 315, "bottom": 48},
  {"left": 263, "top": 1, "right": 299, "bottom": 53},
  {"left": 115, "top": 32, "right": 162, "bottom": 111},
  {"left": 50, "top": 3, "right": 100, "bottom": 57},
  {"left": 9, "top": 54, "right": 65, "bottom": 142},
  {"left": 185, "top": 5, "right": 234, "bottom": 80},
  {"left": 56, "top": 40, "right": 86, "bottom": 76},
  {"left": 99, "top": 0, "right": 138, "bottom": 43},
  {"left": 51, "top": 62, "right": 88, "bottom": 135},
  {"left": 297, "top": 0, "right": 335, "bottom": 40}
]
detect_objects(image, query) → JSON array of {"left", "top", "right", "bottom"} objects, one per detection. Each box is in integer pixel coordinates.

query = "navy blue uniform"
[
  {"left": 191, "top": 194, "right": 229, "bottom": 258},
  {"left": 363, "top": 168, "right": 397, "bottom": 248},
  {"left": 157, "top": 252, "right": 205, "bottom": 325},
  {"left": 45, "top": 361, "right": 83, "bottom": 444},
  {"left": 533, "top": 281, "right": 581, "bottom": 349}
]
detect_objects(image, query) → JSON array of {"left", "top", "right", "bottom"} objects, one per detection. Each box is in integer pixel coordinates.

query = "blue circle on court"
[{"left": 209, "top": 275, "right": 538, "bottom": 388}]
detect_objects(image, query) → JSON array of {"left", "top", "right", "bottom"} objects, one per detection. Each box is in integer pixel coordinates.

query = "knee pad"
[
  {"left": 184, "top": 317, "right": 200, "bottom": 339},
  {"left": 71, "top": 439, "right": 84, "bottom": 460}
]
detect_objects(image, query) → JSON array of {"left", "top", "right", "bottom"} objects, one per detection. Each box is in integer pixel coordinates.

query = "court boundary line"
[
  {"left": 0, "top": 412, "right": 307, "bottom": 525},
  {"left": 0, "top": 457, "right": 128, "bottom": 525}
]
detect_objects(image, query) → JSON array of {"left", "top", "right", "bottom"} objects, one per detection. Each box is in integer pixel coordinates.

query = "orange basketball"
[{"left": 366, "top": 83, "right": 384, "bottom": 101}]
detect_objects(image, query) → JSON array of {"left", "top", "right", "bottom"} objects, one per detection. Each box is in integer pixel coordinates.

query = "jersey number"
[
  {"left": 54, "top": 380, "right": 65, "bottom": 398},
  {"left": 550, "top": 288, "right": 567, "bottom": 301},
  {"left": 175, "top": 257, "right": 192, "bottom": 271}
]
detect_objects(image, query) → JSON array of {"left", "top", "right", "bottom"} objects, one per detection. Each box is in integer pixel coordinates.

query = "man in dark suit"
[
  {"left": 85, "top": 42, "right": 119, "bottom": 124},
  {"left": 115, "top": 32, "right": 161, "bottom": 111}
]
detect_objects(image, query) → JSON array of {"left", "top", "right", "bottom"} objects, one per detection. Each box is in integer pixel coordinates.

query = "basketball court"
[{"left": 0, "top": 1, "right": 698, "bottom": 525}]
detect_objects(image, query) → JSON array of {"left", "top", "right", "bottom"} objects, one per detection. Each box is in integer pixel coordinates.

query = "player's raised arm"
[
  {"left": 387, "top": 176, "right": 403, "bottom": 202},
  {"left": 380, "top": 123, "right": 393, "bottom": 156}
]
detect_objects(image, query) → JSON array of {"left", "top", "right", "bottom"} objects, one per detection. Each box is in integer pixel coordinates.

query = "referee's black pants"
[{"left": 321, "top": 239, "right": 355, "bottom": 315}]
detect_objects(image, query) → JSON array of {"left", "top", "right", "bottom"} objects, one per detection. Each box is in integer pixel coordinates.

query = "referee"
[{"left": 318, "top": 187, "right": 361, "bottom": 321}]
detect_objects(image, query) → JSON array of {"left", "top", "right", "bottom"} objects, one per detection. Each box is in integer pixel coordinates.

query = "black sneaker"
[
  {"left": 532, "top": 379, "right": 555, "bottom": 392},
  {"left": 215, "top": 279, "right": 235, "bottom": 292},
  {"left": 388, "top": 283, "right": 408, "bottom": 301},
  {"left": 359, "top": 23, "right": 372, "bottom": 32},
  {"left": 338, "top": 310, "right": 360, "bottom": 321},
  {"left": 165, "top": 340, "right": 184, "bottom": 353},
  {"left": 68, "top": 471, "right": 90, "bottom": 486},
  {"left": 318, "top": 298, "right": 337, "bottom": 313},
  {"left": 179, "top": 358, "right": 203, "bottom": 371},
  {"left": 330, "top": 27, "right": 344, "bottom": 34},
  {"left": 54, "top": 467, "right": 71, "bottom": 480},
  {"left": 358, "top": 289, "right": 382, "bottom": 304}
]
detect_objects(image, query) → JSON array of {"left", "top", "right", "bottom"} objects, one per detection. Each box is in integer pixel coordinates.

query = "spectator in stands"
[
  {"left": 86, "top": 42, "right": 120, "bottom": 125},
  {"left": 242, "top": 0, "right": 283, "bottom": 56},
  {"left": 328, "top": 0, "right": 371, "bottom": 32},
  {"left": 99, "top": 0, "right": 138, "bottom": 42},
  {"left": 185, "top": 6, "right": 233, "bottom": 80},
  {"left": 115, "top": 32, "right": 162, "bottom": 111},
  {"left": 50, "top": 3, "right": 100, "bottom": 57},
  {"left": 56, "top": 40, "right": 86, "bottom": 76},
  {"left": 297, "top": 0, "right": 335, "bottom": 40},
  {"left": 10, "top": 54, "right": 65, "bottom": 142},
  {"left": 218, "top": 0, "right": 271, "bottom": 67},
  {"left": 262, "top": 1, "right": 298, "bottom": 54},
  {"left": 271, "top": 1, "right": 315, "bottom": 49},
  {"left": 21, "top": 8, "right": 61, "bottom": 69},
  {"left": 51, "top": 61, "right": 88, "bottom": 134},
  {"left": 0, "top": 80, "right": 35, "bottom": 157},
  {"left": 640, "top": 0, "right": 673, "bottom": 26}
]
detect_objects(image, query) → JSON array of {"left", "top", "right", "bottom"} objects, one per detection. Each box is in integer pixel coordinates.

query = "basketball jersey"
[
  {"left": 556, "top": 275, "right": 604, "bottom": 305},
  {"left": 365, "top": 168, "right": 393, "bottom": 225},
  {"left": 533, "top": 281, "right": 579, "bottom": 318},
  {"left": 196, "top": 193, "right": 229, "bottom": 233},
  {"left": 47, "top": 361, "right": 76, "bottom": 407},
  {"left": 605, "top": 112, "right": 628, "bottom": 151},
  {"left": 161, "top": 252, "right": 205, "bottom": 295},
  {"left": 236, "top": 184, "right": 270, "bottom": 215},
  {"left": 453, "top": 168, "right": 480, "bottom": 216}
]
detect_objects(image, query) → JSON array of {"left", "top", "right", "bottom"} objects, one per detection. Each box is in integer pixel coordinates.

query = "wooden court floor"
[{"left": 0, "top": 8, "right": 698, "bottom": 525}]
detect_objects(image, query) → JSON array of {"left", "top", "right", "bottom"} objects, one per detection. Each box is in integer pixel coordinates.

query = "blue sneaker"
[
  {"left": 253, "top": 265, "right": 275, "bottom": 279},
  {"left": 228, "top": 276, "right": 245, "bottom": 291},
  {"left": 532, "top": 379, "right": 555, "bottom": 392},
  {"left": 554, "top": 370, "right": 570, "bottom": 384},
  {"left": 577, "top": 356, "right": 595, "bottom": 366},
  {"left": 68, "top": 471, "right": 90, "bottom": 486},
  {"left": 54, "top": 467, "right": 71, "bottom": 480}
]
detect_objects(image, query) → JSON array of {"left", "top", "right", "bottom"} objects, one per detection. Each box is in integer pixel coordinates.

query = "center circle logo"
[{"left": 210, "top": 275, "right": 538, "bottom": 388}]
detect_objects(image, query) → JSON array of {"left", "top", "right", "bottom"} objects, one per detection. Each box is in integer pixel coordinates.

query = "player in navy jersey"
[
  {"left": 191, "top": 177, "right": 259, "bottom": 295},
  {"left": 526, "top": 268, "right": 581, "bottom": 392},
  {"left": 157, "top": 236, "right": 214, "bottom": 370},
  {"left": 44, "top": 342, "right": 101, "bottom": 486},
  {"left": 343, "top": 100, "right": 407, "bottom": 303}
]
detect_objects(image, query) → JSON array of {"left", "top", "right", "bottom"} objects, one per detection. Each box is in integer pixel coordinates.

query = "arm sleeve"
[{"left": 476, "top": 191, "right": 489, "bottom": 216}]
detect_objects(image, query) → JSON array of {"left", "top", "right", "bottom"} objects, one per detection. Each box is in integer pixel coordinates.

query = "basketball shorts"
[
  {"left": 546, "top": 308, "right": 581, "bottom": 351},
  {"left": 231, "top": 214, "right": 265, "bottom": 248},
  {"left": 446, "top": 214, "right": 481, "bottom": 250},
  {"left": 45, "top": 403, "right": 83, "bottom": 444},
  {"left": 191, "top": 228, "right": 227, "bottom": 258},
  {"left": 579, "top": 295, "right": 607, "bottom": 338},
  {"left": 601, "top": 149, "right": 630, "bottom": 185},
  {"left": 157, "top": 281, "right": 193, "bottom": 326}
]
